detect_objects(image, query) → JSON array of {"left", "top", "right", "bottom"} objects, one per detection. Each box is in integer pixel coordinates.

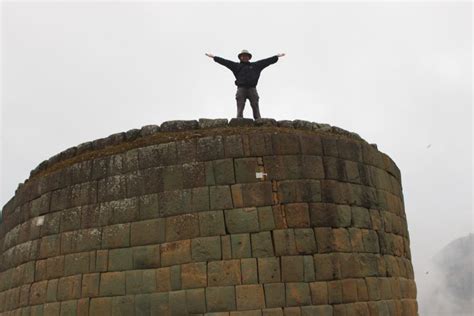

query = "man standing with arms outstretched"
[{"left": 205, "top": 50, "right": 286, "bottom": 119}]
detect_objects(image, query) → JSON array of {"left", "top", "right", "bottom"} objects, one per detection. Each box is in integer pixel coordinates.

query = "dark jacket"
[{"left": 213, "top": 55, "right": 279, "bottom": 87}]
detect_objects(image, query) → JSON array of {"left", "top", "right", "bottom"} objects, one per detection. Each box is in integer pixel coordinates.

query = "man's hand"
[
  {"left": 277, "top": 53, "right": 286, "bottom": 57},
  {"left": 205, "top": 53, "right": 215, "bottom": 58}
]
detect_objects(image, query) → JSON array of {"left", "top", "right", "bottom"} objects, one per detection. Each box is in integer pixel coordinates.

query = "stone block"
[
  {"left": 365, "top": 277, "right": 380, "bottom": 300},
  {"left": 272, "top": 133, "right": 300, "bottom": 155},
  {"left": 301, "top": 305, "right": 332, "bottom": 316},
  {"left": 108, "top": 248, "right": 133, "bottom": 271},
  {"left": 81, "top": 205, "right": 100, "bottom": 229},
  {"left": 294, "top": 229, "right": 317, "bottom": 255},
  {"left": 199, "top": 118, "right": 228, "bottom": 129},
  {"left": 161, "top": 165, "right": 184, "bottom": 191},
  {"left": 39, "top": 234, "right": 60, "bottom": 258},
  {"left": 50, "top": 187, "right": 71, "bottom": 212},
  {"left": 281, "top": 256, "right": 304, "bottom": 282},
  {"left": 362, "top": 229, "right": 380, "bottom": 253},
  {"left": 191, "top": 236, "right": 222, "bottom": 261},
  {"left": 64, "top": 252, "right": 90, "bottom": 276},
  {"left": 225, "top": 207, "right": 259, "bottom": 233},
  {"left": 264, "top": 283, "right": 285, "bottom": 308},
  {"left": 277, "top": 180, "right": 321, "bottom": 204},
  {"left": 206, "top": 286, "right": 236, "bottom": 312},
  {"left": 102, "top": 223, "right": 130, "bottom": 248},
  {"left": 191, "top": 186, "right": 210, "bottom": 212},
  {"left": 345, "top": 160, "right": 361, "bottom": 184},
  {"left": 208, "top": 259, "right": 241, "bottom": 286},
  {"left": 341, "top": 279, "right": 358, "bottom": 303},
  {"left": 81, "top": 273, "right": 99, "bottom": 298},
  {"left": 182, "top": 162, "right": 206, "bottom": 188},
  {"left": 348, "top": 228, "right": 364, "bottom": 252},
  {"left": 60, "top": 207, "right": 81, "bottom": 232},
  {"left": 94, "top": 250, "right": 108, "bottom": 272},
  {"left": 131, "top": 218, "right": 165, "bottom": 246},
  {"left": 286, "top": 282, "right": 311, "bottom": 306},
  {"left": 299, "top": 134, "right": 323, "bottom": 155},
  {"left": 197, "top": 136, "right": 225, "bottom": 161},
  {"left": 273, "top": 229, "right": 297, "bottom": 256},
  {"left": 303, "top": 255, "right": 315, "bottom": 282},
  {"left": 46, "top": 256, "right": 65, "bottom": 280},
  {"left": 314, "top": 227, "right": 351, "bottom": 253},
  {"left": 309, "top": 281, "right": 328, "bottom": 305},
  {"left": 132, "top": 245, "right": 160, "bottom": 269},
  {"left": 185, "top": 288, "right": 206, "bottom": 314},
  {"left": 166, "top": 213, "right": 200, "bottom": 242},
  {"left": 241, "top": 258, "right": 258, "bottom": 284},
  {"left": 199, "top": 210, "right": 226, "bottom": 236},
  {"left": 30, "top": 281, "right": 48, "bottom": 305},
  {"left": 236, "top": 284, "right": 265, "bottom": 310},
  {"left": 161, "top": 239, "right": 192, "bottom": 266},
  {"left": 234, "top": 158, "right": 259, "bottom": 183},
  {"left": 100, "top": 272, "right": 125, "bottom": 296},
  {"left": 156, "top": 267, "right": 171, "bottom": 292},
  {"left": 337, "top": 139, "right": 362, "bottom": 162},
  {"left": 258, "top": 206, "right": 275, "bottom": 231},
  {"left": 313, "top": 254, "right": 337, "bottom": 281},
  {"left": 126, "top": 270, "right": 156, "bottom": 294},
  {"left": 175, "top": 139, "right": 197, "bottom": 164},
  {"left": 57, "top": 275, "right": 81, "bottom": 301},
  {"left": 231, "top": 234, "right": 252, "bottom": 258},
  {"left": 222, "top": 235, "right": 232, "bottom": 259},
  {"left": 231, "top": 182, "right": 273, "bottom": 208},
  {"left": 310, "top": 203, "right": 351, "bottom": 228},
  {"left": 46, "top": 279, "right": 58, "bottom": 302},
  {"left": 138, "top": 193, "right": 159, "bottom": 220},
  {"left": 223, "top": 134, "right": 244, "bottom": 157},
  {"left": 248, "top": 133, "right": 273, "bottom": 156},
  {"left": 112, "top": 296, "right": 135, "bottom": 315},
  {"left": 41, "top": 212, "right": 61, "bottom": 236},
  {"left": 210, "top": 185, "right": 234, "bottom": 210},
  {"left": 97, "top": 175, "right": 127, "bottom": 202},
  {"left": 285, "top": 203, "right": 310, "bottom": 228},
  {"left": 181, "top": 262, "right": 207, "bottom": 289},
  {"left": 351, "top": 281, "right": 367, "bottom": 303},
  {"left": 251, "top": 231, "right": 274, "bottom": 257},
  {"left": 258, "top": 258, "right": 281, "bottom": 285},
  {"left": 351, "top": 206, "right": 371, "bottom": 228},
  {"left": 70, "top": 181, "right": 97, "bottom": 207},
  {"left": 60, "top": 300, "right": 77, "bottom": 315}
]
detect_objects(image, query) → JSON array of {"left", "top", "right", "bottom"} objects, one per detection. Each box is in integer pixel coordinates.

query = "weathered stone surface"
[
  {"left": 198, "top": 118, "right": 229, "bottom": 129},
  {"left": 229, "top": 118, "right": 254, "bottom": 127},
  {"left": 208, "top": 259, "right": 241, "bottom": 286},
  {"left": 191, "top": 236, "right": 222, "bottom": 261},
  {"left": 225, "top": 207, "right": 259, "bottom": 233},
  {"left": 206, "top": 286, "right": 236, "bottom": 312},
  {"left": 0, "top": 123, "right": 416, "bottom": 315},
  {"left": 160, "top": 120, "right": 199, "bottom": 132},
  {"left": 236, "top": 284, "right": 265, "bottom": 310}
]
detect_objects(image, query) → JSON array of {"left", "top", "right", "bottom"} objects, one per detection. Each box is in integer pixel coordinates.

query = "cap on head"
[{"left": 238, "top": 49, "right": 252, "bottom": 60}]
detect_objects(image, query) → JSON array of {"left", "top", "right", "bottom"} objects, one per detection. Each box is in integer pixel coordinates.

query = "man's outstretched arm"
[
  {"left": 205, "top": 53, "right": 237, "bottom": 72},
  {"left": 255, "top": 53, "right": 286, "bottom": 70}
]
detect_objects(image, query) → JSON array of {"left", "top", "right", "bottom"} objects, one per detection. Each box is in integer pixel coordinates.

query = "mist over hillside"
[{"left": 420, "top": 233, "right": 473, "bottom": 315}]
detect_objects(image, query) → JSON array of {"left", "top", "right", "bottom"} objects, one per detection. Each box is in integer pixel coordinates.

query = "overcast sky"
[{"left": 1, "top": 1, "right": 472, "bottom": 313}]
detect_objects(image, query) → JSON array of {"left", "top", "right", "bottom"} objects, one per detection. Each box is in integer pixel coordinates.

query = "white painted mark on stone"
[
  {"left": 35, "top": 216, "right": 45, "bottom": 226},
  {"left": 256, "top": 172, "right": 268, "bottom": 179}
]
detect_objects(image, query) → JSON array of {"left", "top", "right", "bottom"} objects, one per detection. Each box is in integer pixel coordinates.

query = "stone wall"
[{"left": 0, "top": 119, "right": 418, "bottom": 315}]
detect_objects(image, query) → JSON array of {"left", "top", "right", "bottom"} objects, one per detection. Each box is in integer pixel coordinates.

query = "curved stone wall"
[{"left": 0, "top": 119, "right": 418, "bottom": 315}]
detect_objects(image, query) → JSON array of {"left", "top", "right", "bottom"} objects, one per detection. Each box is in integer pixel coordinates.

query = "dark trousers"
[{"left": 235, "top": 86, "right": 261, "bottom": 119}]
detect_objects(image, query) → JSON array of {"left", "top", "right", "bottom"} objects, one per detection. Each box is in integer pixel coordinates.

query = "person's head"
[
  {"left": 239, "top": 54, "right": 251, "bottom": 62},
  {"left": 238, "top": 50, "right": 252, "bottom": 62}
]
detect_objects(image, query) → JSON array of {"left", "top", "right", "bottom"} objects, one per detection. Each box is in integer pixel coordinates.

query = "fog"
[{"left": 1, "top": 1, "right": 472, "bottom": 313}]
